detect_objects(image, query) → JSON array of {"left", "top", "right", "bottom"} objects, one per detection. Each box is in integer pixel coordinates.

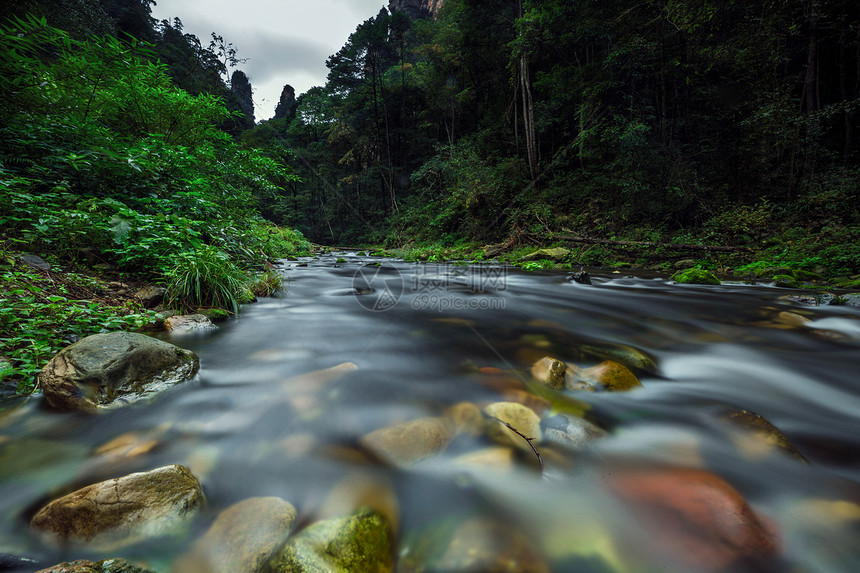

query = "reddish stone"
[{"left": 607, "top": 467, "right": 780, "bottom": 571}]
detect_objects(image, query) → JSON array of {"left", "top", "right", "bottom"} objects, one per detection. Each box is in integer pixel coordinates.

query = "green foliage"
[
  {"left": 249, "top": 269, "right": 286, "bottom": 297},
  {"left": 164, "top": 246, "right": 249, "bottom": 314},
  {"left": 0, "top": 254, "right": 156, "bottom": 394}
]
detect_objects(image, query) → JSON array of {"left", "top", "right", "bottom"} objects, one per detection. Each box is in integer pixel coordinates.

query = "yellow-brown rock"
[
  {"left": 359, "top": 417, "right": 454, "bottom": 467},
  {"left": 30, "top": 464, "right": 204, "bottom": 550},
  {"left": 530, "top": 357, "right": 566, "bottom": 390},
  {"left": 483, "top": 402, "right": 542, "bottom": 452},
  {"left": 565, "top": 361, "right": 642, "bottom": 392},
  {"left": 443, "top": 402, "right": 485, "bottom": 436}
]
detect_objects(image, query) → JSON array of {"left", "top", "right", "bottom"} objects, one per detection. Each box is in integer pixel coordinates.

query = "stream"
[{"left": 2, "top": 251, "right": 860, "bottom": 572}]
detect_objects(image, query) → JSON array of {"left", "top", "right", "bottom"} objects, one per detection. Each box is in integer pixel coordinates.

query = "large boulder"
[
  {"left": 38, "top": 332, "right": 199, "bottom": 412},
  {"left": 172, "top": 497, "right": 297, "bottom": 573},
  {"left": 30, "top": 465, "right": 204, "bottom": 550}
]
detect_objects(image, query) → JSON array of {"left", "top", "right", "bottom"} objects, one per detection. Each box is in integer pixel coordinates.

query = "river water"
[{"left": 2, "top": 252, "right": 860, "bottom": 572}]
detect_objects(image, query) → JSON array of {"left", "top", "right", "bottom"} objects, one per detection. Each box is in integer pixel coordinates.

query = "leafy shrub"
[
  {"left": 165, "top": 246, "right": 249, "bottom": 313},
  {"left": 249, "top": 269, "right": 286, "bottom": 297}
]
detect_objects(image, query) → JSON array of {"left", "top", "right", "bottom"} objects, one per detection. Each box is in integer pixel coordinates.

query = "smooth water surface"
[{"left": 2, "top": 252, "right": 860, "bottom": 572}]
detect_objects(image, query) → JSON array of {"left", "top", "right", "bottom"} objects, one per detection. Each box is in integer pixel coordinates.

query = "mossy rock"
[
  {"left": 772, "top": 274, "right": 797, "bottom": 288},
  {"left": 670, "top": 268, "right": 721, "bottom": 285},
  {"left": 268, "top": 508, "right": 392, "bottom": 573},
  {"left": 197, "top": 308, "right": 233, "bottom": 322},
  {"left": 520, "top": 247, "right": 570, "bottom": 263},
  {"left": 336, "top": 258, "right": 347, "bottom": 264}
]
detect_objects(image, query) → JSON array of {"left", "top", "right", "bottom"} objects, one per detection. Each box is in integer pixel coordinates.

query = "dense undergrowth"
[{"left": 0, "top": 17, "right": 310, "bottom": 394}]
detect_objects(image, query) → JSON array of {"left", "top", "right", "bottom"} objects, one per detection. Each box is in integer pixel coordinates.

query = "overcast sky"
[{"left": 151, "top": 0, "right": 388, "bottom": 120}]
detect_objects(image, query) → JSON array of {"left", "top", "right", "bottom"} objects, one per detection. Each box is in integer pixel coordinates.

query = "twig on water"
[{"left": 486, "top": 415, "right": 543, "bottom": 473}]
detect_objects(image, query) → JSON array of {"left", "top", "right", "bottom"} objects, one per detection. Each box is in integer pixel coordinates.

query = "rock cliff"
[
  {"left": 274, "top": 84, "right": 297, "bottom": 120},
  {"left": 388, "top": 0, "right": 443, "bottom": 19}
]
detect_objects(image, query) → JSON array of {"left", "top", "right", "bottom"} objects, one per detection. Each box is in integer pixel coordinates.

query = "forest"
[
  {"left": 252, "top": 0, "right": 860, "bottom": 278},
  {"left": 1, "top": 0, "right": 859, "bottom": 391}
]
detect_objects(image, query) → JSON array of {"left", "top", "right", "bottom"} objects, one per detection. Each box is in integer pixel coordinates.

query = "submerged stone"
[
  {"left": 607, "top": 466, "right": 780, "bottom": 571},
  {"left": 268, "top": 507, "right": 393, "bottom": 573},
  {"left": 38, "top": 332, "right": 199, "bottom": 412},
  {"left": 172, "top": 497, "right": 297, "bottom": 573},
  {"left": 30, "top": 464, "right": 204, "bottom": 550},
  {"left": 719, "top": 409, "right": 808, "bottom": 463},
  {"left": 359, "top": 417, "right": 454, "bottom": 467},
  {"left": 483, "top": 402, "right": 542, "bottom": 452}
]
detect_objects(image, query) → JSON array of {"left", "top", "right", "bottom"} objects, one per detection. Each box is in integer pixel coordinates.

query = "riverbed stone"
[
  {"left": 267, "top": 507, "right": 393, "bottom": 573},
  {"left": 359, "top": 417, "right": 454, "bottom": 467},
  {"left": 565, "top": 361, "right": 642, "bottom": 392},
  {"left": 483, "top": 402, "right": 542, "bottom": 451},
  {"left": 718, "top": 409, "right": 808, "bottom": 463},
  {"left": 541, "top": 413, "right": 608, "bottom": 450},
  {"left": 530, "top": 356, "right": 566, "bottom": 390},
  {"left": 35, "top": 559, "right": 155, "bottom": 573},
  {"left": 401, "top": 518, "right": 549, "bottom": 573},
  {"left": 171, "top": 497, "right": 297, "bottom": 573},
  {"left": 30, "top": 464, "right": 204, "bottom": 549},
  {"left": 521, "top": 247, "right": 569, "bottom": 263},
  {"left": 671, "top": 268, "right": 721, "bottom": 285},
  {"left": 38, "top": 332, "right": 199, "bottom": 412},
  {"left": 607, "top": 466, "right": 780, "bottom": 571},
  {"left": 164, "top": 314, "right": 217, "bottom": 334},
  {"left": 443, "top": 402, "right": 485, "bottom": 436}
]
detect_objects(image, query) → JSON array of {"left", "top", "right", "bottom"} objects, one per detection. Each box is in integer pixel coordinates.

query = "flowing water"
[{"left": 2, "top": 252, "right": 860, "bottom": 572}]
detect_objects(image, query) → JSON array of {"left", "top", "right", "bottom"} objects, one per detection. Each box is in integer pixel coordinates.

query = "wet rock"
[
  {"left": 607, "top": 466, "right": 780, "bottom": 571},
  {"left": 318, "top": 473, "right": 399, "bottom": 536},
  {"left": 775, "top": 311, "right": 812, "bottom": 328},
  {"left": 38, "top": 332, "right": 199, "bottom": 412},
  {"left": 401, "top": 518, "right": 549, "bottom": 573},
  {"left": 482, "top": 244, "right": 505, "bottom": 258},
  {"left": 359, "top": 417, "right": 454, "bottom": 467},
  {"left": 172, "top": 497, "right": 297, "bottom": 573},
  {"left": 566, "top": 271, "right": 592, "bottom": 285},
  {"left": 840, "top": 293, "right": 860, "bottom": 307},
  {"left": 670, "top": 268, "right": 721, "bottom": 285},
  {"left": 164, "top": 314, "right": 217, "bottom": 334},
  {"left": 454, "top": 446, "right": 516, "bottom": 471},
  {"left": 530, "top": 356, "right": 566, "bottom": 390},
  {"left": 483, "top": 402, "right": 542, "bottom": 452},
  {"left": 443, "top": 402, "right": 485, "bottom": 436},
  {"left": 541, "top": 414, "right": 608, "bottom": 451},
  {"left": 565, "top": 360, "right": 642, "bottom": 392},
  {"left": 268, "top": 507, "right": 393, "bottom": 573},
  {"left": 521, "top": 247, "right": 569, "bottom": 263},
  {"left": 579, "top": 343, "right": 658, "bottom": 374},
  {"left": 30, "top": 464, "right": 204, "bottom": 549},
  {"left": 133, "top": 285, "right": 166, "bottom": 308},
  {"left": 35, "top": 559, "right": 155, "bottom": 573},
  {"left": 718, "top": 409, "right": 808, "bottom": 463},
  {"left": 500, "top": 389, "right": 551, "bottom": 417}
]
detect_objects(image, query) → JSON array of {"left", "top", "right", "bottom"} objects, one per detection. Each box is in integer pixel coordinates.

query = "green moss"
[
  {"left": 670, "top": 268, "right": 721, "bottom": 285},
  {"left": 268, "top": 508, "right": 392, "bottom": 573},
  {"left": 772, "top": 274, "right": 798, "bottom": 288}
]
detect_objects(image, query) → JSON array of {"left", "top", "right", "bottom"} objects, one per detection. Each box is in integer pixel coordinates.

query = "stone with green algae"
[
  {"left": 670, "top": 268, "right": 721, "bottom": 285},
  {"left": 267, "top": 507, "right": 392, "bottom": 573}
]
